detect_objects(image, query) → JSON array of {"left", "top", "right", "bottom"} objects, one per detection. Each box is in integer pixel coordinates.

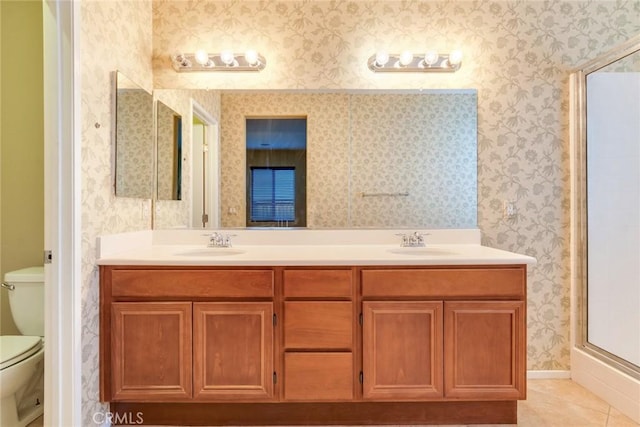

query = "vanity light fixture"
[
  {"left": 368, "top": 50, "right": 462, "bottom": 72},
  {"left": 171, "top": 50, "right": 267, "bottom": 72}
]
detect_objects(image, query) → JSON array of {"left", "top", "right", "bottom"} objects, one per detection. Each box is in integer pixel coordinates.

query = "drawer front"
[
  {"left": 284, "top": 302, "right": 353, "bottom": 349},
  {"left": 284, "top": 269, "right": 353, "bottom": 299},
  {"left": 361, "top": 268, "right": 525, "bottom": 299},
  {"left": 111, "top": 269, "right": 274, "bottom": 298},
  {"left": 284, "top": 352, "right": 353, "bottom": 401}
]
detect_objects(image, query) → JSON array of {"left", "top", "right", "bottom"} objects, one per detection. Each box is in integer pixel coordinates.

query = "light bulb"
[
  {"left": 220, "top": 50, "right": 235, "bottom": 65},
  {"left": 399, "top": 51, "right": 414, "bottom": 66},
  {"left": 375, "top": 51, "right": 389, "bottom": 67},
  {"left": 245, "top": 50, "right": 259, "bottom": 66},
  {"left": 424, "top": 50, "right": 439, "bottom": 66},
  {"left": 449, "top": 50, "right": 463, "bottom": 66},
  {"left": 194, "top": 50, "right": 209, "bottom": 65}
]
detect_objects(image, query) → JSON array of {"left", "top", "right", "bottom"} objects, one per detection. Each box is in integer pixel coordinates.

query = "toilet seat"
[{"left": 0, "top": 336, "right": 43, "bottom": 370}]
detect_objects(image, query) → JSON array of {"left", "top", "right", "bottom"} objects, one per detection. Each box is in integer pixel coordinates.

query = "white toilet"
[{"left": 0, "top": 266, "right": 45, "bottom": 427}]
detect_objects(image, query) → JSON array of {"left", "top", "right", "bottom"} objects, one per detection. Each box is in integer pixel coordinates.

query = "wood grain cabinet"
[
  {"left": 193, "top": 302, "right": 273, "bottom": 401},
  {"left": 100, "top": 264, "right": 527, "bottom": 425},
  {"left": 282, "top": 268, "right": 355, "bottom": 401},
  {"left": 361, "top": 267, "right": 527, "bottom": 401},
  {"left": 110, "top": 302, "right": 192, "bottom": 401},
  {"left": 101, "top": 268, "right": 274, "bottom": 403},
  {"left": 362, "top": 301, "right": 443, "bottom": 400},
  {"left": 444, "top": 301, "right": 526, "bottom": 399}
]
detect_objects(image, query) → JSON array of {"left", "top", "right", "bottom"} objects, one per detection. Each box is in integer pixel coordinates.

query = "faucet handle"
[
  {"left": 203, "top": 232, "right": 236, "bottom": 247},
  {"left": 222, "top": 234, "right": 237, "bottom": 247},
  {"left": 396, "top": 231, "right": 429, "bottom": 247},
  {"left": 395, "top": 233, "right": 410, "bottom": 247}
]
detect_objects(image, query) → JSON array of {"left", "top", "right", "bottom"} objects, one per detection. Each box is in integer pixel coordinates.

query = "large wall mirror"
[
  {"left": 125, "top": 88, "right": 478, "bottom": 229},
  {"left": 113, "top": 71, "right": 154, "bottom": 198},
  {"left": 219, "top": 90, "right": 477, "bottom": 229}
]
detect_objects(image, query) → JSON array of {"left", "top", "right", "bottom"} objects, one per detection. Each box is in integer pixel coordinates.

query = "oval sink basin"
[
  {"left": 174, "top": 248, "right": 245, "bottom": 257},
  {"left": 387, "top": 247, "right": 456, "bottom": 256}
]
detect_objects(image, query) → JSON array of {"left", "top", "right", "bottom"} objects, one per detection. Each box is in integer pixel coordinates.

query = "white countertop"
[{"left": 96, "top": 229, "right": 537, "bottom": 267}]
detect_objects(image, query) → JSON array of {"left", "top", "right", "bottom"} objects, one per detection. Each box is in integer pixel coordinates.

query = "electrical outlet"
[{"left": 503, "top": 201, "right": 517, "bottom": 218}]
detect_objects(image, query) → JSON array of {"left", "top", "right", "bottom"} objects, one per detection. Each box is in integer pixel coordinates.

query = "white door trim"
[
  {"left": 191, "top": 100, "right": 220, "bottom": 228},
  {"left": 43, "top": 1, "right": 82, "bottom": 425}
]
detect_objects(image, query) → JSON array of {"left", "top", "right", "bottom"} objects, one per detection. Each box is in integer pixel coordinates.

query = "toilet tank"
[{"left": 4, "top": 266, "right": 44, "bottom": 336}]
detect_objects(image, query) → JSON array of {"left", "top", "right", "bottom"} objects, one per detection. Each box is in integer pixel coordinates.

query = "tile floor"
[{"left": 25, "top": 379, "right": 639, "bottom": 426}]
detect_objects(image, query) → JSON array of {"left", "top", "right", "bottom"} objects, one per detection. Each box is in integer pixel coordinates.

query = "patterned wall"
[
  {"left": 78, "top": 1, "right": 639, "bottom": 425},
  {"left": 220, "top": 92, "right": 477, "bottom": 228},
  {"left": 350, "top": 93, "right": 477, "bottom": 228},
  {"left": 80, "top": 1, "right": 153, "bottom": 424}
]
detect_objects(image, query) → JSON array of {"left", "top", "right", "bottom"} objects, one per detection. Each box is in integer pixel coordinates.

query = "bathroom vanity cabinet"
[
  {"left": 103, "top": 269, "right": 275, "bottom": 402},
  {"left": 100, "top": 264, "right": 527, "bottom": 425}
]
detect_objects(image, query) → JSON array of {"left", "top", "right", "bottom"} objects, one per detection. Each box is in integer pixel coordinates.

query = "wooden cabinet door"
[
  {"left": 111, "top": 302, "right": 192, "bottom": 401},
  {"left": 362, "top": 301, "right": 443, "bottom": 400},
  {"left": 444, "top": 301, "right": 526, "bottom": 399},
  {"left": 193, "top": 302, "right": 273, "bottom": 401}
]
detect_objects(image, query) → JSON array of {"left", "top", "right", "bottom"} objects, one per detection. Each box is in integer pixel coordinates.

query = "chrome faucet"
[
  {"left": 396, "top": 231, "right": 428, "bottom": 247},
  {"left": 207, "top": 232, "right": 235, "bottom": 248}
]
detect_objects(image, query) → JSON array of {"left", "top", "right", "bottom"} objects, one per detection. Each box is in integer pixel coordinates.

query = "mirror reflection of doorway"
[
  {"left": 246, "top": 117, "right": 307, "bottom": 227},
  {"left": 191, "top": 102, "right": 220, "bottom": 228}
]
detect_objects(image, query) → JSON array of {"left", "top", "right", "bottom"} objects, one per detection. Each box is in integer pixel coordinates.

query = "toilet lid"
[{"left": 0, "top": 335, "right": 43, "bottom": 370}]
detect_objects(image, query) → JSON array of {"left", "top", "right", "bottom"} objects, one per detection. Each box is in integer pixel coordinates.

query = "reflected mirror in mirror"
[
  {"left": 157, "top": 100, "right": 183, "bottom": 200},
  {"left": 220, "top": 91, "right": 477, "bottom": 229},
  {"left": 246, "top": 118, "right": 307, "bottom": 227},
  {"left": 114, "top": 71, "right": 154, "bottom": 198}
]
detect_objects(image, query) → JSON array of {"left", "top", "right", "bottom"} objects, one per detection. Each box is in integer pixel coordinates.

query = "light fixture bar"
[
  {"left": 172, "top": 52, "right": 267, "bottom": 72},
  {"left": 368, "top": 52, "right": 462, "bottom": 73}
]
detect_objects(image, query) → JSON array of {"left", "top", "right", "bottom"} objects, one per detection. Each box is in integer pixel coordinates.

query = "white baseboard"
[
  {"left": 572, "top": 348, "right": 640, "bottom": 423},
  {"left": 527, "top": 370, "right": 571, "bottom": 379}
]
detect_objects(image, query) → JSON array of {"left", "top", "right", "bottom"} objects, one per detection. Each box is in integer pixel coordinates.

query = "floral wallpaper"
[
  {"left": 219, "top": 92, "right": 477, "bottom": 228},
  {"left": 80, "top": 1, "right": 153, "bottom": 425},
  {"left": 77, "top": 1, "right": 639, "bottom": 425},
  {"left": 350, "top": 93, "right": 477, "bottom": 228}
]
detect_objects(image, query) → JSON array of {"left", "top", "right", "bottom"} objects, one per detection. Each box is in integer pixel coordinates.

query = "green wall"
[{"left": 0, "top": 0, "right": 44, "bottom": 335}]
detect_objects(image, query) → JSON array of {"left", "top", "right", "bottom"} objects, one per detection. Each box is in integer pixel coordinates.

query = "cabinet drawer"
[
  {"left": 284, "top": 302, "right": 353, "bottom": 349},
  {"left": 361, "top": 268, "right": 525, "bottom": 299},
  {"left": 284, "top": 269, "right": 352, "bottom": 299},
  {"left": 110, "top": 269, "right": 274, "bottom": 298},
  {"left": 284, "top": 352, "right": 353, "bottom": 401}
]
